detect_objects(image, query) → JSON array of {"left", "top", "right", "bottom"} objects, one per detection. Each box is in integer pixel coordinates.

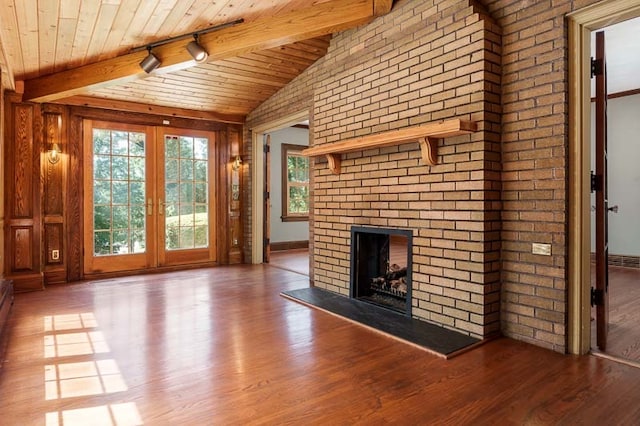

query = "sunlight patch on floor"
[
  {"left": 46, "top": 402, "right": 143, "bottom": 426},
  {"left": 42, "top": 313, "right": 141, "bottom": 425}
]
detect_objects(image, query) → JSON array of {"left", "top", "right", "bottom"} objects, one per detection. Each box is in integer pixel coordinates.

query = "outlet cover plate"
[{"left": 532, "top": 243, "right": 551, "bottom": 256}]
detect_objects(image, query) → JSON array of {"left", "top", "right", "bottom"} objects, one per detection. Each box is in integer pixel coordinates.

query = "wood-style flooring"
[
  {"left": 1, "top": 265, "right": 640, "bottom": 425},
  {"left": 269, "top": 248, "right": 310, "bottom": 276},
  {"left": 592, "top": 265, "right": 640, "bottom": 363}
]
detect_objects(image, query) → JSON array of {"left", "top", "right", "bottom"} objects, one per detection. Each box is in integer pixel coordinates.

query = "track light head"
[
  {"left": 187, "top": 34, "right": 208, "bottom": 63},
  {"left": 139, "top": 47, "right": 161, "bottom": 73}
]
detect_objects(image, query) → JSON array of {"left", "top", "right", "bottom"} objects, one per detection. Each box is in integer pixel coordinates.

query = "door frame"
[
  {"left": 82, "top": 121, "right": 219, "bottom": 275},
  {"left": 567, "top": 0, "right": 640, "bottom": 355},
  {"left": 250, "top": 110, "right": 309, "bottom": 264}
]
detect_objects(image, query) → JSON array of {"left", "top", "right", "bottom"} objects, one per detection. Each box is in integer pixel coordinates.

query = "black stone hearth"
[{"left": 281, "top": 287, "right": 480, "bottom": 357}]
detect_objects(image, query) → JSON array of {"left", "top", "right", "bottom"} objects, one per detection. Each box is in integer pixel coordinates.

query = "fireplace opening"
[{"left": 350, "top": 227, "right": 412, "bottom": 316}]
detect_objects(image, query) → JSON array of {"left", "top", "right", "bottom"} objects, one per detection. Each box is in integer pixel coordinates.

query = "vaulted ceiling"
[{"left": 0, "top": 0, "right": 393, "bottom": 122}]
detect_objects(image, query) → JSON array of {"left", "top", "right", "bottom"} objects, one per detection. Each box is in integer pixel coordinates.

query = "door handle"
[
  {"left": 147, "top": 198, "right": 153, "bottom": 215},
  {"left": 159, "top": 199, "right": 165, "bottom": 215},
  {"left": 608, "top": 205, "right": 619, "bottom": 213}
]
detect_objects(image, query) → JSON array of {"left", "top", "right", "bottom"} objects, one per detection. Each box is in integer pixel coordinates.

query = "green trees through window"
[
  {"left": 92, "top": 128, "right": 146, "bottom": 256},
  {"left": 281, "top": 144, "right": 309, "bottom": 221},
  {"left": 164, "top": 135, "right": 209, "bottom": 250}
]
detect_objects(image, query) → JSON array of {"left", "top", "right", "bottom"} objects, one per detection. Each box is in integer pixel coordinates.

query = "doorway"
[
  {"left": 265, "top": 126, "right": 310, "bottom": 275},
  {"left": 251, "top": 111, "right": 311, "bottom": 275},
  {"left": 589, "top": 18, "right": 640, "bottom": 363},
  {"left": 568, "top": 1, "right": 640, "bottom": 357}
]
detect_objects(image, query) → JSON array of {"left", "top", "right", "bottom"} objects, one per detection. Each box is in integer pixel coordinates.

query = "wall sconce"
[
  {"left": 187, "top": 34, "right": 208, "bottom": 63},
  {"left": 48, "top": 142, "right": 61, "bottom": 164},
  {"left": 140, "top": 46, "right": 161, "bottom": 73},
  {"left": 232, "top": 155, "right": 242, "bottom": 171}
]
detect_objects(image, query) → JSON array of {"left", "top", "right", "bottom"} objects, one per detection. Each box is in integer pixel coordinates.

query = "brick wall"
[
  {"left": 249, "top": 0, "right": 503, "bottom": 339},
  {"left": 481, "top": 0, "right": 599, "bottom": 351}
]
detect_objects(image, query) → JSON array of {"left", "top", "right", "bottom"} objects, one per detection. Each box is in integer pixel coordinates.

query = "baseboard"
[
  {"left": 8, "top": 273, "right": 44, "bottom": 292},
  {"left": 271, "top": 240, "right": 309, "bottom": 251},
  {"left": 590, "top": 253, "right": 640, "bottom": 269}
]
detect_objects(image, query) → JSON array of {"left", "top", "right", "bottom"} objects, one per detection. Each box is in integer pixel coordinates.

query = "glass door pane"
[
  {"left": 92, "top": 128, "right": 147, "bottom": 255},
  {"left": 164, "top": 135, "right": 209, "bottom": 250}
]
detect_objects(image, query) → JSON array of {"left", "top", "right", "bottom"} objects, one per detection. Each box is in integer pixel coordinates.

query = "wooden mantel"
[{"left": 302, "top": 119, "right": 477, "bottom": 174}]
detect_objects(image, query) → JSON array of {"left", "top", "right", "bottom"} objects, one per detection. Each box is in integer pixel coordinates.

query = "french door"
[
  {"left": 83, "top": 120, "right": 217, "bottom": 275},
  {"left": 156, "top": 127, "right": 217, "bottom": 266}
]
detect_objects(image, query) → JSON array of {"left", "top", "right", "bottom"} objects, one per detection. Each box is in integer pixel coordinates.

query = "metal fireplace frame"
[{"left": 349, "top": 226, "right": 413, "bottom": 316}]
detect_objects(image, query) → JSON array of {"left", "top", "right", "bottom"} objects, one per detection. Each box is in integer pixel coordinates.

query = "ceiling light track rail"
[
  {"left": 132, "top": 18, "right": 244, "bottom": 53},
  {"left": 137, "top": 18, "right": 244, "bottom": 72}
]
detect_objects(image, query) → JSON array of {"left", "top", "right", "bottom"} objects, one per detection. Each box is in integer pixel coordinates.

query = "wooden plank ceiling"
[
  {"left": 85, "top": 36, "right": 332, "bottom": 117},
  {"left": 0, "top": 0, "right": 393, "bottom": 121}
]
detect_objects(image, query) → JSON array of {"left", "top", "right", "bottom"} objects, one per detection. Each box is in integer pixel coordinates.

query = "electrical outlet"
[{"left": 52, "top": 249, "right": 60, "bottom": 260}]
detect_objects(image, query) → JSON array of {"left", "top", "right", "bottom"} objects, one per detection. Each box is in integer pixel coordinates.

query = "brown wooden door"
[
  {"left": 83, "top": 121, "right": 158, "bottom": 274},
  {"left": 594, "top": 30, "right": 609, "bottom": 351},
  {"left": 264, "top": 134, "right": 271, "bottom": 263}
]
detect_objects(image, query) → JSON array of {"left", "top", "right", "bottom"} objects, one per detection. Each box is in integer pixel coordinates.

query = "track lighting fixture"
[
  {"left": 187, "top": 34, "right": 208, "bottom": 63},
  {"left": 139, "top": 46, "right": 161, "bottom": 73},
  {"left": 133, "top": 19, "right": 243, "bottom": 73}
]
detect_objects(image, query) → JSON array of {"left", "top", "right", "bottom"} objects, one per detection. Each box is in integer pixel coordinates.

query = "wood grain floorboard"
[
  {"left": 0, "top": 265, "right": 640, "bottom": 425},
  {"left": 603, "top": 266, "right": 640, "bottom": 361},
  {"left": 591, "top": 265, "right": 640, "bottom": 363},
  {"left": 268, "top": 248, "right": 310, "bottom": 276}
]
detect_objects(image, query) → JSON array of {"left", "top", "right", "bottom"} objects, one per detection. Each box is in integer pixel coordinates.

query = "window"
[{"left": 281, "top": 143, "right": 309, "bottom": 221}]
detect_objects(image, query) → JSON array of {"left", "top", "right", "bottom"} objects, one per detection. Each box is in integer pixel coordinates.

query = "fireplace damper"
[{"left": 350, "top": 226, "right": 412, "bottom": 316}]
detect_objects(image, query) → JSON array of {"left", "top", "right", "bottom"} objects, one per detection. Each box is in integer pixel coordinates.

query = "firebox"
[{"left": 349, "top": 226, "right": 413, "bottom": 316}]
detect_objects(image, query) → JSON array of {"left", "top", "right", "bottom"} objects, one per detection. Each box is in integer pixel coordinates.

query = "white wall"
[
  {"left": 268, "top": 127, "right": 309, "bottom": 243},
  {"left": 591, "top": 93, "right": 640, "bottom": 255}
]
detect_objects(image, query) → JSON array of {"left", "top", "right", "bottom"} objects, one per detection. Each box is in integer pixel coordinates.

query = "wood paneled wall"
[
  {"left": 3, "top": 95, "right": 244, "bottom": 290},
  {"left": 42, "top": 105, "right": 67, "bottom": 284},
  {"left": 3, "top": 95, "right": 43, "bottom": 290}
]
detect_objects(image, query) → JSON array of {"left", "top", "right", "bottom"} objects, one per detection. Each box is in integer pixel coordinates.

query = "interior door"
[
  {"left": 264, "top": 134, "right": 271, "bottom": 263},
  {"left": 157, "top": 128, "right": 217, "bottom": 267},
  {"left": 593, "top": 30, "right": 609, "bottom": 351},
  {"left": 83, "top": 121, "right": 157, "bottom": 274}
]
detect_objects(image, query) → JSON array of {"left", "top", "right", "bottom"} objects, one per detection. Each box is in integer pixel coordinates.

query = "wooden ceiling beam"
[
  {"left": 56, "top": 95, "right": 245, "bottom": 124},
  {"left": 23, "top": 0, "right": 389, "bottom": 103}
]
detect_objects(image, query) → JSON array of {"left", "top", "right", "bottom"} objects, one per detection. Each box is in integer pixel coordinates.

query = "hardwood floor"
[
  {"left": 1, "top": 265, "right": 640, "bottom": 424},
  {"left": 269, "top": 248, "right": 310, "bottom": 275},
  {"left": 592, "top": 265, "right": 640, "bottom": 363}
]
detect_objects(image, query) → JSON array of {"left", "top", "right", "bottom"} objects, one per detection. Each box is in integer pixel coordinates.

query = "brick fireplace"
[
  {"left": 305, "top": 1, "right": 502, "bottom": 339},
  {"left": 249, "top": 0, "right": 503, "bottom": 340}
]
